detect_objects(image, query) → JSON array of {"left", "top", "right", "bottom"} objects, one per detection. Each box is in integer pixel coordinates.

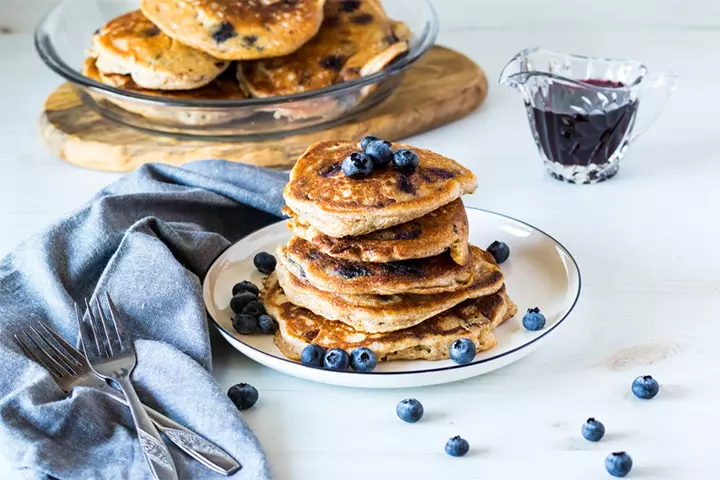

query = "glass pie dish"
[{"left": 35, "top": 0, "right": 438, "bottom": 138}]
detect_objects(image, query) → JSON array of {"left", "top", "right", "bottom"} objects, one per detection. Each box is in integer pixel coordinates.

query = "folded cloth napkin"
[{"left": 0, "top": 161, "right": 289, "bottom": 479}]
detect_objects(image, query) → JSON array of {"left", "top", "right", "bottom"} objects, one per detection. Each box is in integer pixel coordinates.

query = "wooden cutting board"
[{"left": 40, "top": 46, "right": 488, "bottom": 172}]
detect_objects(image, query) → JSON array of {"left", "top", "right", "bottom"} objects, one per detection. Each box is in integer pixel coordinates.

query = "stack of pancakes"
[{"left": 264, "top": 140, "right": 517, "bottom": 363}]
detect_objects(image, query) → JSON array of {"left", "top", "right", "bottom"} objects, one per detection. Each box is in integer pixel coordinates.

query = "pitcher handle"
[{"left": 629, "top": 71, "right": 678, "bottom": 142}]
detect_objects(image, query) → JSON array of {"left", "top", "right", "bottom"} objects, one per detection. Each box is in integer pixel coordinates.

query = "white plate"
[{"left": 203, "top": 208, "right": 581, "bottom": 389}]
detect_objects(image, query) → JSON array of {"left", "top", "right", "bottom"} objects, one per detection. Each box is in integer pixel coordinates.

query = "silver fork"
[
  {"left": 76, "top": 294, "right": 178, "bottom": 480},
  {"left": 14, "top": 320, "right": 241, "bottom": 476}
]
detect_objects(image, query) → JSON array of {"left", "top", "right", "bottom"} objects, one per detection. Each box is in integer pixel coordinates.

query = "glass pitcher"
[{"left": 499, "top": 48, "right": 678, "bottom": 184}]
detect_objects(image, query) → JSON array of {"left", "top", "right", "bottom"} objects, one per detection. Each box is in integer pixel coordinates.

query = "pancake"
[
  {"left": 89, "top": 10, "right": 230, "bottom": 90},
  {"left": 284, "top": 141, "right": 478, "bottom": 238},
  {"left": 285, "top": 198, "right": 469, "bottom": 265},
  {"left": 265, "top": 274, "right": 517, "bottom": 362},
  {"left": 141, "top": 0, "right": 325, "bottom": 61},
  {"left": 279, "top": 237, "right": 477, "bottom": 295},
  {"left": 273, "top": 248, "right": 504, "bottom": 333}
]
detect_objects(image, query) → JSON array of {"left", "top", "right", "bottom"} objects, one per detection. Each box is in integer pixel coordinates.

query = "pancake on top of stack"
[{"left": 263, "top": 139, "right": 516, "bottom": 364}]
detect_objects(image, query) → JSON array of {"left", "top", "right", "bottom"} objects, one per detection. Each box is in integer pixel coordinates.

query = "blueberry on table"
[
  {"left": 228, "top": 383, "right": 259, "bottom": 410},
  {"left": 232, "top": 314, "right": 258, "bottom": 334},
  {"left": 605, "top": 452, "right": 633, "bottom": 477},
  {"left": 230, "top": 291, "right": 257, "bottom": 313},
  {"left": 350, "top": 347, "right": 377, "bottom": 372},
  {"left": 392, "top": 148, "right": 419, "bottom": 174},
  {"left": 253, "top": 252, "right": 276, "bottom": 274},
  {"left": 445, "top": 436, "right": 470, "bottom": 457},
  {"left": 342, "top": 152, "right": 374, "bottom": 178},
  {"left": 486, "top": 240, "right": 510, "bottom": 264},
  {"left": 396, "top": 398, "right": 423, "bottom": 423},
  {"left": 257, "top": 314, "right": 275, "bottom": 334},
  {"left": 522, "top": 307, "right": 546, "bottom": 331},
  {"left": 632, "top": 375, "right": 659, "bottom": 399},
  {"left": 449, "top": 338, "right": 476, "bottom": 365},
  {"left": 364, "top": 140, "right": 393, "bottom": 167},
  {"left": 232, "top": 280, "right": 260, "bottom": 296},
  {"left": 323, "top": 348, "right": 350, "bottom": 370},
  {"left": 581, "top": 418, "right": 606, "bottom": 442},
  {"left": 241, "top": 300, "right": 266, "bottom": 318},
  {"left": 301, "top": 344, "right": 326, "bottom": 367},
  {"left": 360, "top": 135, "right": 381, "bottom": 150}
]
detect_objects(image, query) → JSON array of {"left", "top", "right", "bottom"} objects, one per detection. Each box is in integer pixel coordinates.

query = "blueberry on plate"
[
  {"left": 581, "top": 418, "right": 606, "bottom": 442},
  {"left": 360, "top": 135, "right": 381, "bottom": 150},
  {"left": 364, "top": 140, "right": 393, "bottom": 167},
  {"left": 241, "top": 300, "right": 266, "bottom": 318},
  {"left": 257, "top": 314, "right": 275, "bottom": 334},
  {"left": 522, "top": 307, "right": 546, "bottom": 331},
  {"left": 486, "top": 240, "right": 510, "bottom": 264},
  {"left": 350, "top": 347, "right": 377, "bottom": 372},
  {"left": 253, "top": 252, "right": 276, "bottom": 274},
  {"left": 396, "top": 398, "right": 423, "bottom": 423},
  {"left": 445, "top": 436, "right": 470, "bottom": 457},
  {"left": 301, "top": 344, "right": 326, "bottom": 367},
  {"left": 342, "top": 152, "right": 374, "bottom": 178},
  {"left": 228, "top": 383, "right": 259, "bottom": 410},
  {"left": 230, "top": 291, "right": 257, "bottom": 313},
  {"left": 605, "top": 452, "right": 633, "bottom": 477},
  {"left": 449, "top": 338, "right": 476, "bottom": 365},
  {"left": 232, "top": 314, "right": 258, "bottom": 334},
  {"left": 232, "top": 280, "right": 260, "bottom": 297},
  {"left": 632, "top": 375, "right": 659, "bottom": 399},
  {"left": 323, "top": 348, "right": 350, "bottom": 370},
  {"left": 392, "top": 148, "right": 419, "bottom": 174}
]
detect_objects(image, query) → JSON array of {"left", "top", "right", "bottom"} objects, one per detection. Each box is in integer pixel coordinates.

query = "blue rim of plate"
[{"left": 204, "top": 207, "right": 582, "bottom": 376}]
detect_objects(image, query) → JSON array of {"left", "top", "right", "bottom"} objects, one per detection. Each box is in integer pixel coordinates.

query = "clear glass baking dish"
[{"left": 35, "top": 0, "right": 438, "bottom": 138}]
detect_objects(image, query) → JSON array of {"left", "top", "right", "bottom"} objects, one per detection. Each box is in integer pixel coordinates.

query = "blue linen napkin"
[{"left": 0, "top": 160, "right": 289, "bottom": 479}]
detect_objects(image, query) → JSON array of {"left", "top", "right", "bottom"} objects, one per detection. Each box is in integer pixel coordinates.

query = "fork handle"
[
  {"left": 114, "top": 376, "right": 178, "bottom": 480},
  {"left": 99, "top": 388, "right": 241, "bottom": 475}
]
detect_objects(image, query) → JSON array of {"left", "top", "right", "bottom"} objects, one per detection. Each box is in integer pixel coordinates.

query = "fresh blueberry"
[
  {"left": 253, "top": 252, "right": 276, "bottom": 274},
  {"left": 350, "top": 347, "right": 377, "bottom": 372},
  {"left": 581, "top": 418, "right": 606, "bottom": 442},
  {"left": 301, "top": 344, "right": 326, "bottom": 367},
  {"left": 230, "top": 291, "right": 257, "bottom": 313},
  {"left": 449, "top": 338, "right": 476, "bottom": 365},
  {"left": 392, "top": 148, "right": 419, "bottom": 174},
  {"left": 632, "top": 375, "right": 660, "bottom": 399},
  {"left": 228, "top": 383, "right": 259, "bottom": 410},
  {"left": 232, "top": 280, "right": 260, "bottom": 296},
  {"left": 605, "top": 452, "right": 633, "bottom": 477},
  {"left": 257, "top": 314, "right": 275, "bottom": 334},
  {"left": 396, "top": 398, "right": 424, "bottom": 423},
  {"left": 342, "top": 152, "right": 374, "bottom": 178},
  {"left": 364, "top": 140, "right": 393, "bottom": 167},
  {"left": 323, "top": 348, "right": 350, "bottom": 370},
  {"left": 445, "top": 436, "right": 470, "bottom": 457},
  {"left": 232, "top": 314, "right": 258, "bottom": 334},
  {"left": 486, "top": 240, "right": 510, "bottom": 264},
  {"left": 360, "top": 135, "right": 381, "bottom": 150},
  {"left": 241, "top": 300, "right": 266, "bottom": 318},
  {"left": 522, "top": 307, "right": 546, "bottom": 331}
]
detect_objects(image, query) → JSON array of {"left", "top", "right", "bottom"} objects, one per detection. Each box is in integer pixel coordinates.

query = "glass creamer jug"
[{"left": 500, "top": 48, "right": 678, "bottom": 184}]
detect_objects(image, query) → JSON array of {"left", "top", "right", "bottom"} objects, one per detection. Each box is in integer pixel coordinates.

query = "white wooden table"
[{"left": 2, "top": 1, "right": 719, "bottom": 478}]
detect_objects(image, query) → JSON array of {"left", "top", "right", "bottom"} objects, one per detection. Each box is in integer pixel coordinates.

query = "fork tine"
[
  {"left": 104, "top": 293, "right": 126, "bottom": 351},
  {"left": 36, "top": 319, "right": 87, "bottom": 367},
  {"left": 84, "top": 298, "right": 107, "bottom": 357},
  {"left": 28, "top": 325, "right": 81, "bottom": 375},
  {"left": 95, "top": 296, "right": 116, "bottom": 356},
  {"left": 15, "top": 332, "right": 64, "bottom": 380},
  {"left": 76, "top": 302, "right": 99, "bottom": 358}
]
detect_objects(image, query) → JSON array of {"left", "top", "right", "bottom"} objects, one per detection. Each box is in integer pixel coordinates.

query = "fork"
[
  {"left": 76, "top": 294, "right": 178, "bottom": 480},
  {"left": 14, "top": 320, "right": 241, "bottom": 476}
]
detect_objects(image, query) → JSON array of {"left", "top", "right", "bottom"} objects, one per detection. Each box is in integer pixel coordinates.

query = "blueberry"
[
  {"left": 342, "top": 152, "right": 373, "bottom": 178},
  {"left": 581, "top": 417, "right": 606, "bottom": 442},
  {"left": 632, "top": 375, "right": 659, "bottom": 399},
  {"left": 232, "top": 280, "right": 260, "bottom": 296},
  {"left": 232, "top": 314, "right": 258, "bottom": 334},
  {"left": 301, "top": 344, "right": 326, "bottom": 367},
  {"left": 323, "top": 348, "right": 350, "bottom": 370},
  {"left": 350, "top": 347, "right": 377, "bottom": 372},
  {"left": 241, "top": 300, "right": 266, "bottom": 318},
  {"left": 253, "top": 252, "right": 276, "bottom": 274},
  {"left": 360, "top": 135, "right": 381, "bottom": 150},
  {"left": 522, "top": 307, "right": 546, "bottom": 331},
  {"left": 605, "top": 452, "right": 633, "bottom": 477},
  {"left": 449, "top": 338, "right": 476, "bottom": 365},
  {"left": 228, "top": 383, "right": 258, "bottom": 410},
  {"left": 396, "top": 398, "right": 423, "bottom": 423},
  {"left": 392, "top": 149, "right": 419, "bottom": 174},
  {"left": 364, "top": 140, "right": 393, "bottom": 167},
  {"left": 445, "top": 436, "right": 470, "bottom": 457},
  {"left": 486, "top": 240, "right": 510, "bottom": 264},
  {"left": 257, "top": 314, "right": 275, "bottom": 334},
  {"left": 230, "top": 291, "right": 257, "bottom": 313}
]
